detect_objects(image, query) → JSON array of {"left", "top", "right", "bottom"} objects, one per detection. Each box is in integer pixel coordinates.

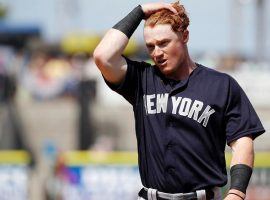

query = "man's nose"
[{"left": 154, "top": 47, "right": 163, "bottom": 58}]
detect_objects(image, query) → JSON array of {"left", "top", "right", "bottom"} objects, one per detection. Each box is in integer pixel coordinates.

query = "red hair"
[{"left": 145, "top": 1, "right": 190, "bottom": 32}]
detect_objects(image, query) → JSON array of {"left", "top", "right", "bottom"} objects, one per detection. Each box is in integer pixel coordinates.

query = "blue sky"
[{"left": 0, "top": 0, "right": 269, "bottom": 56}]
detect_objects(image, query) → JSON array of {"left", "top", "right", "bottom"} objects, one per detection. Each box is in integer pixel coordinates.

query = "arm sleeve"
[
  {"left": 224, "top": 76, "right": 265, "bottom": 145},
  {"left": 103, "top": 56, "right": 144, "bottom": 105}
]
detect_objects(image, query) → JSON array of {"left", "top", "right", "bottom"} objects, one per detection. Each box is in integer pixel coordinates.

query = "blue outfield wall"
[{"left": 0, "top": 151, "right": 269, "bottom": 200}]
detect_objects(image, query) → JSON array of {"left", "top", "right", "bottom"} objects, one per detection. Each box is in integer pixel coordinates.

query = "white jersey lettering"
[
  {"left": 146, "top": 94, "right": 156, "bottom": 114},
  {"left": 143, "top": 95, "right": 148, "bottom": 114},
  {"left": 156, "top": 93, "right": 169, "bottom": 113},
  {"left": 172, "top": 96, "right": 182, "bottom": 114},
  {"left": 143, "top": 94, "right": 215, "bottom": 127},
  {"left": 179, "top": 98, "right": 192, "bottom": 116},
  {"left": 197, "top": 105, "right": 216, "bottom": 127},
  {"left": 188, "top": 100, "right": 204, "bottom": 120}
]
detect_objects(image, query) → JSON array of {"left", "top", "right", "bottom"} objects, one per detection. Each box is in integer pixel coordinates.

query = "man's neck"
[{"left": 167, "top": 57, "right": 197, "bottom": 81}]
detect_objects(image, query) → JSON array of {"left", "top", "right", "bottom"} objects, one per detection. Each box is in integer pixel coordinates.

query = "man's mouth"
[{"left": 156, "top": 59, "right": 167, "bottom": 66}]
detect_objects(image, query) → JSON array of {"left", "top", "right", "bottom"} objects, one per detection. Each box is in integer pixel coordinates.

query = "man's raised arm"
[
  {"left": 93, "top": 3, "right": 177, "bottom": 85},
  {"left": 93, "top": 28, "right": 129, "bottom": 85}
]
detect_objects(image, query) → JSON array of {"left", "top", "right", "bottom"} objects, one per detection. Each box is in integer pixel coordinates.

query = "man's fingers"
[
  {"left": 163, "top": 3, "right": 178, "bottom": 14},
  {"left": 142, "top": 2, "right": 178, "bottom": 17}
]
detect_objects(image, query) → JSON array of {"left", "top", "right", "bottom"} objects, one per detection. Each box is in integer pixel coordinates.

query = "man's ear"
[{"left": 182, "top": 30, "right": 189, "bottom": 43}]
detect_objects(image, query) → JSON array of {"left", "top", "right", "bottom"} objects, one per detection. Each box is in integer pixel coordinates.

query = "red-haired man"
[{"left": 94, "top": 2, "right": 264, "bottom": 200}]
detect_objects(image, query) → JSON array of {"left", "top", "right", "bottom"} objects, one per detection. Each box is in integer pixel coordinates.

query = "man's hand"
[
  {"left": 224, "top": 189, "right": 245, "bottom": 200},
  {"left": 141, "top": 2, "right": 177, "bottom": 18}
]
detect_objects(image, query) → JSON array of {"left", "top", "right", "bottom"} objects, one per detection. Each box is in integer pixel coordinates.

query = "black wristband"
[
  {"left": 112, "top": 5, "right": 144, "bottom": 38},
  {"left": 230, "top": 164, "right": 253, "bottom": 194}
]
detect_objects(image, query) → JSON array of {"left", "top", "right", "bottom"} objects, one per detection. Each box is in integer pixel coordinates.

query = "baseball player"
[{"left": 94, "top": 2, "right": 265, "bottom": 200}]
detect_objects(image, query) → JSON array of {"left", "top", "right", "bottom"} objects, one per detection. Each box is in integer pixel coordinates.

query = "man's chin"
[{"left": 158, "top": 66, "right": 174, "bottom": 76}]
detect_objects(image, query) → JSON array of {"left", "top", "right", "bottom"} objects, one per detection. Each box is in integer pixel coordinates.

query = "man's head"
[
  {"left": 143, "top": 2, "right": 190, "bottom": 78},
  {"left": 145, "top": 1, "right": 189, "bottom": 33}
]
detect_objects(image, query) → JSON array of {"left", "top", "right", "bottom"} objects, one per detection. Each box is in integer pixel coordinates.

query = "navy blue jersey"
[{"left": 104, "top": 57, "right": 265, "bottom": 193}]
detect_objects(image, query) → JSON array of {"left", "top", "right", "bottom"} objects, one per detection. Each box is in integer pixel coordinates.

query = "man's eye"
[
  {"left": 160, "top": 41, "right": 168, "bottom": 47},
  {"left": 147, "top": 45, "right": 154, "bottom": 50}
]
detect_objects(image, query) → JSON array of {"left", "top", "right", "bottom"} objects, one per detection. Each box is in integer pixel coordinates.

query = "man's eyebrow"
[
  {"left": 146, "top": 39, "right": 170, "bottom": 46},
  {"left": 146, "top": 42, "right": 154, "bottom": 46},
  {"left": 157, "top": 39, "right": 170, "bottom": 44}
]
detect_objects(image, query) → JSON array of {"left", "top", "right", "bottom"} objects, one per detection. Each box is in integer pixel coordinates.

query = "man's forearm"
[
  {"left": 94, "top": 29, "right": 129, "bottom": 65},
  {"left": 94, "top": 5, "right": 144, "bottom": 61},
  {"left": 230, "top": 136, "right": 254, "bottom": 167},
  {"left": 113, "top": 5, "right": 144, "bottom": 38},
  {"left": 226, "top": 136, "right": 254, "bottom": 199},
  {"left": 93, "top": 6, "right": 145, "bottom": 84}
]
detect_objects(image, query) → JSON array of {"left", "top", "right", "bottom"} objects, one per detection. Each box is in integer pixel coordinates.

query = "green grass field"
[
  {"left": 61, "top": 151, "right": 270, "bottom": 167},
  {"left": 0, "top": 150, "right": 269, "bottom": 167}
]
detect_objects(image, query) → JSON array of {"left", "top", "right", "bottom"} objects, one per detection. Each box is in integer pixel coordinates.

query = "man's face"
[{"left": 144, "top": 24, "right": 188, "bottom": 77}]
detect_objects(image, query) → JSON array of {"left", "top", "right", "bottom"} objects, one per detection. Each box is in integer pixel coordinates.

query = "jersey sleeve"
[
  {"left": 103, "top": 56, "right": 144, "bottom": 105},
  {"left": 224, "top": 76, "right": 265, "bottom": 145}
]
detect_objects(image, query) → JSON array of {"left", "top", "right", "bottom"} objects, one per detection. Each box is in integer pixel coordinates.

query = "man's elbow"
[{"left": 93, "top": 48, "right": 108, "bottom": 70}]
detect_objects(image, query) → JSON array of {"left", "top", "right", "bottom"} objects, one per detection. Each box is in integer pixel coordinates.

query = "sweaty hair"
[{"left": 145, "top": 1, "right": 190, "bottom": 32}]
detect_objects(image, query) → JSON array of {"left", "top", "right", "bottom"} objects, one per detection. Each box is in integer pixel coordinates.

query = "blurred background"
[{"left": 0, "top": 0, "right": 269, "bottom": 199}]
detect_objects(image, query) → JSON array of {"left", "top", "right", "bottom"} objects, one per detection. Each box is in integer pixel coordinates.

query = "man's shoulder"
[
  {"left": 124, "top": 56, "right": 153, "bottom": 68},
  {"left": 197, "top": 63, "right": 231, "bottom": 81},
  {"left": 124, "top": 57, "right": 156, "bottom": 79}
]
